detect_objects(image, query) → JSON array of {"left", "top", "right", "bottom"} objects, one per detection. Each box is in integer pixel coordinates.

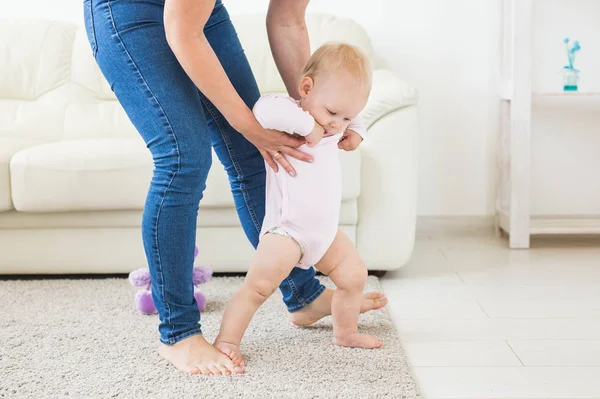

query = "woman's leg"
[
  {"left": 199, "top": 3, "right": 327, "bottom": 311},
  {"left": 85, "top": 0, "right": 240, "bottom": 375}
]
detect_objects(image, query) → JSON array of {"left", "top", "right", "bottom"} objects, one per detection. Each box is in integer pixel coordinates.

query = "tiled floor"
[{"left": 381, "top": 233, "right": 600, "bottom": 399}]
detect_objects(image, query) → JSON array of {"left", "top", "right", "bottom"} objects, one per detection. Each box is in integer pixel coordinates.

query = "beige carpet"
[{"left": 0, "top": 275, "right": 419, "bottom": 399}]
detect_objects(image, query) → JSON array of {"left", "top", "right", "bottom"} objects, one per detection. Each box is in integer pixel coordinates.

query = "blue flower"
[{"left": 563, "top": 37, "right": 569, "bottom": 44}]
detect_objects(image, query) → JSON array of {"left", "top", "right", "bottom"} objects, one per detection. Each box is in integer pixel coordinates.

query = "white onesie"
[{"left": 253, "top": 94, "right": 366, "bottom": 268}]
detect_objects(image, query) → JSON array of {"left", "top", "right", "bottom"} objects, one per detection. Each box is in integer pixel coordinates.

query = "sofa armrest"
[
  {"left": 361, "top": 70, "right": 418, "bottom": 128},
  {"left": 357, "top": 105, "right": 419, "bottom": 270}
]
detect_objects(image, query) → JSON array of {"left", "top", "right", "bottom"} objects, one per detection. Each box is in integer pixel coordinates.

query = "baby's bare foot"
[
  {"left": 158, "top": 334, "right": 244, "bottom": 376},
  {"left": 213, "top": 339, "right": 245, "bottom": 367},
  {"left": 290, "top": 289, "right": 388, "bottom": 327},
  {"left": 333, "top": 333, "right": 383, "bottom": 349}
]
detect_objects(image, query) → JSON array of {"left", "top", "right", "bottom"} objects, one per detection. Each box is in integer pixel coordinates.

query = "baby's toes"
[{"left": 230, "top": 351, "right": 245, "bottom": 366}]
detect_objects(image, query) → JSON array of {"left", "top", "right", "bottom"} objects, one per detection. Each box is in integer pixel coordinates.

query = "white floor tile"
[
  {"left": 479, "top": 299, "right": 600, "bottom": 318},
  {"left": 382, "top": 232, "right": 600, "bottom": 399},
  {"left": 441, "top": 247, "right": 535, "bottom": 270},
  {"left": 402, "top": 340, "right": 522, "bottom": 367},
  {"left": 458, "top": 266, "right": 600, "bottom": 286},
  {"left": 428, "top": 234, "right": 509, "bottom": 250},
  {"left": 385, "top": 300, "right": 487, "bottom": 319},
  {"left": 381, "top": 283, "right": 600, "bottom": 302},
  {"left": 382, "top": 269, "right": 465, "bottom": 288},
  {"left": 508, "top": 340, "right": 600, "bottom": 366},
  {"left": 413, "top": 366, "right": 600, "bottom": 398},
  {"left": 397, "top": 318, "right": 600, "bottom": 340}
]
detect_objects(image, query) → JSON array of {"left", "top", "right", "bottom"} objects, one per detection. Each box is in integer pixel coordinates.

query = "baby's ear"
[{"left": 299, "top": 76, "right": 314, "bottom": 97}]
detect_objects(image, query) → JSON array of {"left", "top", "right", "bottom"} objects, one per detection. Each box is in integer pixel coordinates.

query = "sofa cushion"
[
  {"left": 0, "top": 20, "right": 75, "bottom": 101},
  {"left": 0, "top": 20, "right": 75, "bottom": 141},
  {"left": 9, "top": 138, "right": 361, "bottom": 212},
  {"left": 0, "top": 201, "right": 357, "bottom": 229},
  {"left": 10, "top": 139, "right": 152, "bottom": 212},
  {"left": 0, "top": 138, "right": 50, "bottom": 212}
]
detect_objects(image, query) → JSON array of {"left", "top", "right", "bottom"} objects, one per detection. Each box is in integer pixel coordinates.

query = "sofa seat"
[
  {"left": 0, "top": 201, "right": 357, "bottom": 228},
  {"left": 9, "top": 137, "right": 362, "bottom": 213},
  {"left": 1, "top": 137, "right": 50, "bottom": 212}
]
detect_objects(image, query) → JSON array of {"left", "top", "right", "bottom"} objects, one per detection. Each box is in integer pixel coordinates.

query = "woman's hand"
[{"left": 244, "top": 126, "right": 313, "bottom": 177}]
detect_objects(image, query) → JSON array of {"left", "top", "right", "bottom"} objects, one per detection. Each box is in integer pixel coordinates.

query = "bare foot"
[
  {"left": 333, "top": 333, "right": 383, "bottom": 349},
  {"left": 214, "top": 339, "right": 246, "bottom": 367},
  {"left": 158, "top": 334, "right": 244, "bottom": 376},
  {"left": 290, "top": 289, "right": 388, "bottom": 327}
]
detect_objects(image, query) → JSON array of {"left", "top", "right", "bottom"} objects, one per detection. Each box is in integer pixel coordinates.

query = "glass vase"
[{"left": 562, "top": 69, "right": 580, "bottom": 91}]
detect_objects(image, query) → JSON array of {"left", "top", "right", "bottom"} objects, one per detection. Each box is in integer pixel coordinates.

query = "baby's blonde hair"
[{"left": 301, "top": 42, "right": 372, "bottom": 96}]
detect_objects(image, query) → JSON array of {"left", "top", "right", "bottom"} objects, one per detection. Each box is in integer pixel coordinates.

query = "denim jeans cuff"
[
  {"left": 287, "top": 284, "right": 326, "bottom": 313},
  {"left": 160, "top": 327, "right": 203, "bottom": 345}
]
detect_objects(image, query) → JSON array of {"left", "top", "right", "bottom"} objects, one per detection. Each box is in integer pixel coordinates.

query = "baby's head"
[{"left": 298, "top": 42, "right": 372, "bottom": 136}]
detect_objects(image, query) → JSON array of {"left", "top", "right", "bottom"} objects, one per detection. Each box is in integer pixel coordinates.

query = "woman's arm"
[
  {"left": 164, "top": 0, "right": 311, "bottom": 173},
  {"left": 266, "top": 0, "right": 310, "bottom": 100}
]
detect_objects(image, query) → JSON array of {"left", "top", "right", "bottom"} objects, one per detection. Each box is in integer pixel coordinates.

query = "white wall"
[{"left": 2, "top": 0, "right": 599, "bottom": 217}]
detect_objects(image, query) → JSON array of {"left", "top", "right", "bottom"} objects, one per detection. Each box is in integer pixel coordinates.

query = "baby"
[{"left": 214, "top": 43, "right": 381, "bottom": 366}]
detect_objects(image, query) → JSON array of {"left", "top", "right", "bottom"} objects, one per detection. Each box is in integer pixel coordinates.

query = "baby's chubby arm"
[
  {"left": 348, "top": 117, "right": 367, "bottom": 138},
  {"left": 253, "top": 94, "right": 325, "bottom": 147},
  {"left": 339, "top": 117, "right": 367, "bottom": 151}
]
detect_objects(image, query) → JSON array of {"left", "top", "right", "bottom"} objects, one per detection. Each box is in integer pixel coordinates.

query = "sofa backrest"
[{"left": 0, "top": 15, "right": 374, "bottom": 142}]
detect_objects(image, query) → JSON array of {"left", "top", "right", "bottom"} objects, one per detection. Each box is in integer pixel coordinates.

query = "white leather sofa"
[{"left": 0, "top": 15, "right": 418, "bottom": 274}]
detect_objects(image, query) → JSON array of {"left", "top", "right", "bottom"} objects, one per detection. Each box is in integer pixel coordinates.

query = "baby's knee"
[
  {"left": 246, "top": 278, "right": 278, "bottom": 302},
  {"left": 337, "top": 262, "right": 368, "bottom": 292}
]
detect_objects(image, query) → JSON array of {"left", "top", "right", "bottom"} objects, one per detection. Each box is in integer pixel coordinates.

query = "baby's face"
[{"left": 299, "top": 73, "right": 368, "bottom": 136}]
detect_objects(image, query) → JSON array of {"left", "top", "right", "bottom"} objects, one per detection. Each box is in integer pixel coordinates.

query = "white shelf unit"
[
  {"left": 534, "top": 91, "right": 600, "bottom": 97},
  {"left": 496, "top": 0, "right": 600, "bottom": 248}
]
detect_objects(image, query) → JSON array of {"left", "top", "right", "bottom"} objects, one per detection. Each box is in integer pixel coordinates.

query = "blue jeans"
[{"left": 83, "top": 0, "right": 325, "bottom": 344}]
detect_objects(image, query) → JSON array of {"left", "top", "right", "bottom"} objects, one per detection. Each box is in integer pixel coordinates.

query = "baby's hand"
[
  {"left": 338, "top": 129, "right": 363, "bottom": 151},
  {"left": 305, "top": 121, "right": 325, "bottom": 147}
]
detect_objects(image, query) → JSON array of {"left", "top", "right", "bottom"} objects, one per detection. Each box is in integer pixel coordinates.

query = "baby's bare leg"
[
  {"left": 214, "top": 233, "right": 301, "bottom": 365},
  {"left": 316, "top": 230, "right": 382, "bottom": 349}
]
